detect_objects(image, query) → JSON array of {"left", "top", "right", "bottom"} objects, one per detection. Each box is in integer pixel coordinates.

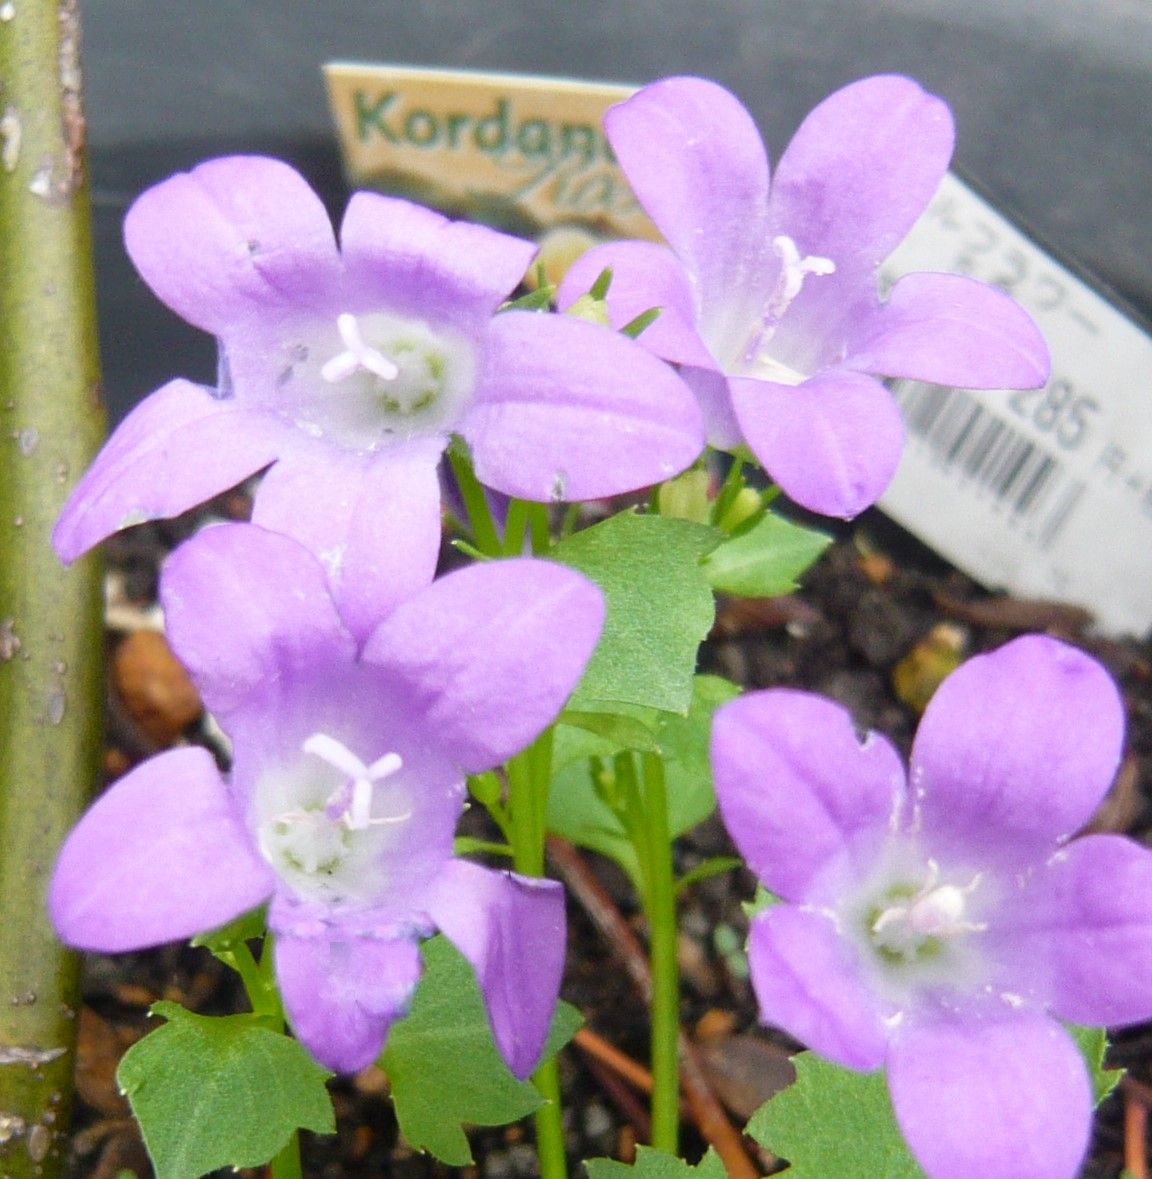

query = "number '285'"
[{"left": 1007, "top": 378, "right": 1099, "bottom": 450}]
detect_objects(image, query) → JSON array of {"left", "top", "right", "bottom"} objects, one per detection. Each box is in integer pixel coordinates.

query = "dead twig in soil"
[
  {"left": 1122, "top": 1076, "right": 1151, "bottom": 1179},
  {"left": 548, "top": 836, "right": 765, "bottom": 1178},
  {"left": 576, "top": 1031, "right": 653, "bottom": 1144},
  {"left": 576, "top": 1026, "right": 659, "bottom": 1097}
]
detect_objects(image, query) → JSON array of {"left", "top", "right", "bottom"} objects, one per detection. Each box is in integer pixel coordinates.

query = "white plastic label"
[{"left": 880, "top": 172, "right": 1152, "bottom": 637}]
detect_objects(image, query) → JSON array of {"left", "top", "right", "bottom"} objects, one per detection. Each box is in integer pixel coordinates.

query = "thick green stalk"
[{"left": 0, "top": 2, "right": 105, "bottom": 1175}]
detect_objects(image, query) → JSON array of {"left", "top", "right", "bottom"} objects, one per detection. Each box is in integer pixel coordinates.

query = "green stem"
[
  {"left": 505, "top": 730, "right": 566, "bottom": 1178},
  {"left": 640, "top": 753, "right": 681, "bottom": 1154},
  {"left": 228, "top": 939, "right": 276, "bottom": 1020},
  {"left": 239, "top": 936, "right": 304, "bottom": 1179},
  {"left": 710, "top": 454, "right": 746, "bottom": 526},
  {"left": 502, "top": 497, "right": 531, "bottom": 556},
  {"left": 0, "top": 4, "right": 106, "bottom": 1177},
  {"left": 526, "top": 502, "right": 552, "bottom": 553}
]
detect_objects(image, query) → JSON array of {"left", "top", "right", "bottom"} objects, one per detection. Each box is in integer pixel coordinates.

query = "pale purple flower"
[
  {"left": 559, "top": 76, "right": 1050, "bottom": 518},
  {"left": 53, "top": 156, "right": 704, "bottom": 639},
  {"left": 50, "top": 523, "right": 605, "bottom": 1076},
  {"left": 712, "top": 635, "right": 1152, "bottom": 1179}
]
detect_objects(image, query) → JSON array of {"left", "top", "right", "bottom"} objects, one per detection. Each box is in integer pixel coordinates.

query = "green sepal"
[
  {"left": 552, "top": 511, "right": 718, "bottom": 715},
  {"left": 702, "top": 510, "right": 831, "bottom": 598},
  {"left": 116, "top": 1002, "right": 335, "bottom": 1179},
  {"left": 382, "top": 936, "right": 582, "bottom": 1165},
  {"left": 620, "top": 306, "right": 662, "bottom": 338},
  {"left": 584, "top": 1145, "right": 728, "bottom": 1177}
]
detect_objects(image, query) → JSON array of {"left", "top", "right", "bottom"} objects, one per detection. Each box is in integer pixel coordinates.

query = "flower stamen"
[
  {"left": 321, "top": 313, "right": 401, "bottom": 384},
  {"left": 765, "top": 235, "right": 837, "bottom": 323},
  {"left": 302, "top": 732, "right": 407, "bottom": 831},
  {"left": 870, "top": 860, "right": 986, "bottom": 962}
]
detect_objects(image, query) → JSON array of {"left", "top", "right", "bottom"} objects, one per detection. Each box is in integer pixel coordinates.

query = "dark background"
[{"left": 83, "top": 0, "right": 1152, "bottom": 422}]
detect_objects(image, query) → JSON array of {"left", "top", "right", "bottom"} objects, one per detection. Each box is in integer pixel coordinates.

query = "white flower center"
[
  {"left": 868, "top": 859, "right": 986, "bottom": 964},
  {"left": 739, "top": 235, "right": 836, "bottom": 385},
  {"left": 277, "top": 311, "right": 476, "bottom": 448},
  {"left": 257, "top": 733, "right": 410, "bottom": 903}
]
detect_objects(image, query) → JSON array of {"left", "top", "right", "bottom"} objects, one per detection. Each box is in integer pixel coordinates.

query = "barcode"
[{"left": 892, "top": 381, "right": 1086, "bottom": 549}]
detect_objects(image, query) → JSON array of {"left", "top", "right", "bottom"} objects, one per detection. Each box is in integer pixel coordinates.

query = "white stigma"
[
  {"left": 765, "top": 235, "right": 836, "bottom": 322},
  {"left": 321, "top": 313, "right": 401, "bottom": 384},
  {"left": 302, "top": 732, "right": 406, "bottom": 831}
]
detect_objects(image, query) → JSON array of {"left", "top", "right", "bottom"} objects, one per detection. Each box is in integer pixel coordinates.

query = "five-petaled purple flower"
[
  {"left": 712, "top": 635, "right": 1152, "bottom": 1179},
  {"left": 559, "top": 75, "right": 1050, "bottom": 518},
  {"left": 50, "top": 523, "right": 605, "bottom": 1077},
  {"left": 52, "top": 156, "right": 704, "bottom": 639}
]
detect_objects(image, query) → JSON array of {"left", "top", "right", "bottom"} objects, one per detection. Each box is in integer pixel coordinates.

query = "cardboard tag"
[
  {"left": 325, "top": 66, "right": 1152, "bottom": 636},
  {"left": 324, "top": 63, "right": 653, "bottom": 241}
]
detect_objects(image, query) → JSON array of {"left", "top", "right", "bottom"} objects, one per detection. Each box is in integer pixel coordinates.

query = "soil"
[{"left": 64, "top": 494, "right": 1152, "bottom": 1178}]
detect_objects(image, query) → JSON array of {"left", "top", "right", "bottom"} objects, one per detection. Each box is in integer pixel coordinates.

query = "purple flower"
[
  {"left": 53, "top": 156, "right": 704, "bottom": 639},
  {"left": 559, "top": 76, "right": 1050, "bottom": 517},
  {"left": 50, "top": 523, "right": 605, "bottom": 1076},
  {"left": 712, "top": 635, "right": 1152, "bottom": 1179}
]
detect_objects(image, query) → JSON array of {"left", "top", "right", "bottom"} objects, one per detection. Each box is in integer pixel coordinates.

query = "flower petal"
[
  {"left": 52, "top": 379, "right": 288, "bottom": 563},
  {"left": 341, "top": 192, "right": 536, "bottom": 329},
  {"left": 160, "top": 523, "right": 356, "bottom": 724},
  {"left": 844, "top": 272, "right": 1050, "bottom": 389},
  {"left": 712, "top": 690, "right": 904, "bottom": 900},
  {"left": 683, "top": 366, "right": 743, "bottom": 451},
  {"left": 49, "top": 748, "right": 274, "bottom": 952},
  {"left": 275, "top": 930, "right": 423, "bottom": 1073},
  {"left": 887, "top": 1011, "right": 1091, "bottom": 1179},
  {"left": 124, "top": 156, "right": 341, "bottom": 335},
  {"left": 428, "top": 860, "right": 566, "bottom": 1078},
  {"left": 748, "top": 907, "right": 889, "bottom": 1070},
  {"left": 605, "top": 77, "right": 774, "bottom": 321},
  {"left": 362, "top": 558, "right": 604, "bottom": 773},
  {"left": 995, "top": 834, "right": 1152, "bottom": 1026},
  {"left": 769, "top": 76, "right": 953, "bottom": 272},
  {"left": 251, "top": 436, "right": 444, "bottom": 643},
  {"left": 730, "top": 370, "right": 905, "bottom": 518},
  {"left": 465, "top": 310, "right": 704, "bottom": 501},
  {"left": 911, "top": 636, "right": 1124, "bottom": 870},
  {"left": 556, "top": 240, "right": 718, "bottom": 369}
]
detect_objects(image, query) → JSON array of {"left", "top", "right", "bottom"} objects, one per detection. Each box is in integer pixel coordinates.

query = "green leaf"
[
  {"left": 702, "top": 511, "right": 831, "bottom": 598},
  {"left": 585, "top": 1145, "right": 728, "bottom": 1177},
  {"left": 189, "top": 905, "right": 266, "bottom": 953},
  {"left": 1068, "top": 1024, "right": 1124, "bottom": 1104},
  {"left": 547, "top": 676, "right": 740, "bottom": 880},
  {"left": 117, "top": 1002, "right": 334, "bottom": 1179},
  {"left": 559, "top": 708, "right": 662, "bottom": 753},
  {"left": 552, "top": 511, "right": 718, "bottom": 714},
  {"left": 747, "top": 1053, "right": 925, "bottom": 1178},
  {"left": 383, "top": 936, "right": 582, "bottom": 1165}
]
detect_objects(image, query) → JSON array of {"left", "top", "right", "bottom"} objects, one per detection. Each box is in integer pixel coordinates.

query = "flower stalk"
[
  {"left": 638, "top": 752, "right": 681, "bottom": 1154},
  {"left": 0, "top": 4, "right": 105, "bottom": 1176},
  {"left": 506, "top": 729, "right": 568, "bottom": 1179}
]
